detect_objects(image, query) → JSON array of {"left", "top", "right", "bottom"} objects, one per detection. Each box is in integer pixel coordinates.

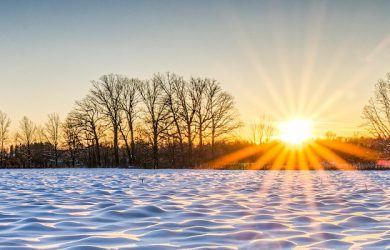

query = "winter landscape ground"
[{"left": 0, "top": 169, "right": 389, "bottom": 249}]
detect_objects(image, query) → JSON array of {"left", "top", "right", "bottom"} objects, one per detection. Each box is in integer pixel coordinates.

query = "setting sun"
[{"left": 279, "top": 119, "right": 313, "bottom": 145}]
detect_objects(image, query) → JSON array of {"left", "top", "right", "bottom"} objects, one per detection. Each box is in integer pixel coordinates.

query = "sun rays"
[
  {"left": 206, "top": 139, "right": 382, "bottom": 171},
  {"left": 207, "top": 3, "right": 390, "bottom": 210},
  {"left": 226, "top": 1, "right": 384, "bottom": 138},
  {"left": 207, "top": 112, "right": 381, "bottom": 172},
  {"left": 204, "top": 138, "right": 385, "bottom": 222}
]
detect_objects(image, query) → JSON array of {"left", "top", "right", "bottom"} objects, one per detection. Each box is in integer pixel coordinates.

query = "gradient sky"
[{"left": 0, "top": 0, "right": 389, "bottom": 137}]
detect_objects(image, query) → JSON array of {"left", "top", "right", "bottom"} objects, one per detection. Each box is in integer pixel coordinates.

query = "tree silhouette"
[
  {"left": 44, "top": 113, "right": 61, "bottom": 166},
  {"left": 0, "top": 111, "right": 11, "bottom": 167},
  {"left": 1, "top": 72, "right": 243, "bottom": 169},
  {"left": 91, "top": 74, "right": 124, "bottom": 167},
  {"left": 363, "top": 73, "right": 390, "bottom": 139}
]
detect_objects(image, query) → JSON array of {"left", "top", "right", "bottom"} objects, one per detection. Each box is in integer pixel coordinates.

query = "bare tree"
[
  {"left": 175, "top": 78, "right": 199, "bottom": 166},
  {"left": 263, "top": 118, "right": 275, "bottom": 143},
  {"left": 44, "top": 113, "right": 61, "bottom": 166},
  {"left": 363, "top": 73, "right": 390, "bottom": 139},
  {"left": 91, "top": 74, "right": 124, "bottom": 166},
  {"left": 119, "top": 78, "right": 141, "bottom": 165},
  {"left": 17, "top": 116, "right": 36, "bottom": 167},
  {"left": 205, "top": 81, "right": 241, "bottom": 157},
  {"left": 137, "top": 76, "right": 171, "bottom": 168},
  {"left": 0, "top": 111, "right": 11, "bottom": 166},
  {"left": 250, "top": 121, "right": 259, "bottom": 144},
  {"left": 35, "top": 125, "right": 46, "bottom": 144},
  {"left": 1, "top": 72, "right": 243, "bottom": 168},
  {"left": 63, "top": 112, "right": 83, "bottom": 167},
  {"left": 159, "top": 73, "right": 186, "bottom": 166},
  {"left": 250, "top": 115, "right": 275, "bottom": 144},
  {"left": 325, "top": 131, "right": 337, "bottom": 141},
  {"left": 73, "top": 96, "right": 105, "bottom": 166},
  {"left": 192, "top": 78, "right": 209, "bottom": 153}
]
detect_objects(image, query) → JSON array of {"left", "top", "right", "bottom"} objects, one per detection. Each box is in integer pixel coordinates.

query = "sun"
[{"left": 279, "top": 118, "right": 313, "bottom": 145}]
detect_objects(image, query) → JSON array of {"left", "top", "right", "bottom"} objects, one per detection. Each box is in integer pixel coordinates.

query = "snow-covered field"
[{"left": 0, "top": 169, "right": 389, "bottom": 249}]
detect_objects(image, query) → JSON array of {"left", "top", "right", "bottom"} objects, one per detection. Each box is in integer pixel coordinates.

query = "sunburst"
[
  {"left": 206, "top": 138, "right": 380, "bottom": 171},
  {"left": 278, "top": 118, "right": 313, "bottom": 145}
]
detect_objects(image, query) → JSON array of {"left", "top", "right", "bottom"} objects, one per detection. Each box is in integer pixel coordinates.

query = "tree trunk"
[
  {"left": 153, "top": 127, "right": 159, "bottom": 169},
  {"left": 27, "top": 143, "right": 31, "bottom": 167},
  {"left": 113, "top": 124, "right": 119, "bottom": 167},
  {"left": 129, "top": 121, "right": 136, "bottom": 165},
  {"left": 71, "top": 152, "right": 75, "bottom": 167},
  {"left": 198, "top": 123, "right": 203, "bottom": 164},
  {"left": 119, "top": 126, "right": 132, "bottom": 166},
  {"left": 178, "top": 140, "right": 184, "bottom": 168},
  {"left": 0, "top": 141, "right": 3, "bottom": 167},
  {"left": 54, "top": 144, "right": 58, "bottom": 167},
  {"left": 173, "top": 117, "right": 184, "bottom": 166},
  {"left": 187, "top": 125, "right": 193, "bottom": 167},
  {"left": 199, "top": 122, "right": 204, "bottom": 148},
  {"left": 211, "top": 128, "right": 216, "bottom": 159},
  {"left": 93, "top": 131, "right": 101, "bottom": 167},
  {"left": 171, "top": 138, "right": 176, "bottom": 168}
]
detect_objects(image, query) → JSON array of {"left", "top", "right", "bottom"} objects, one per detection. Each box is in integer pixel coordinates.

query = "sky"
[{"left": 0, "top": 0, "right": 389, "bottom": 137}]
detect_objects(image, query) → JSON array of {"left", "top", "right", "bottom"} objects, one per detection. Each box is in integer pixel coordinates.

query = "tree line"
[
  {"left": 0, "top": 73, "right": 241, "bottom": 169},
  {"left": 1, "top": 71, "right": 390, "bottom": 169}
]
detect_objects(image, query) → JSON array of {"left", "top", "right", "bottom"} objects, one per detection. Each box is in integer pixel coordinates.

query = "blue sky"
[{"left": 0, "top": 0, "right": 389, "bottom": 136}]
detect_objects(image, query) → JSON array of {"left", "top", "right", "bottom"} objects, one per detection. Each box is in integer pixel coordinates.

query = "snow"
[{"left": 0, "top": 169, "right": 389, "bottom": 249}]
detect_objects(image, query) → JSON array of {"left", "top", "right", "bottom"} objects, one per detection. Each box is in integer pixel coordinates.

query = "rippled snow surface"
[{"left": 0, "top": 169, "right": 389, "bottom": 249}]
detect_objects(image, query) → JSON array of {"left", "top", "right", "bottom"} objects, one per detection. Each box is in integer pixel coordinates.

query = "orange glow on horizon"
[{"left": 205, "top": 138, "right": 382, "bottom": 171}]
